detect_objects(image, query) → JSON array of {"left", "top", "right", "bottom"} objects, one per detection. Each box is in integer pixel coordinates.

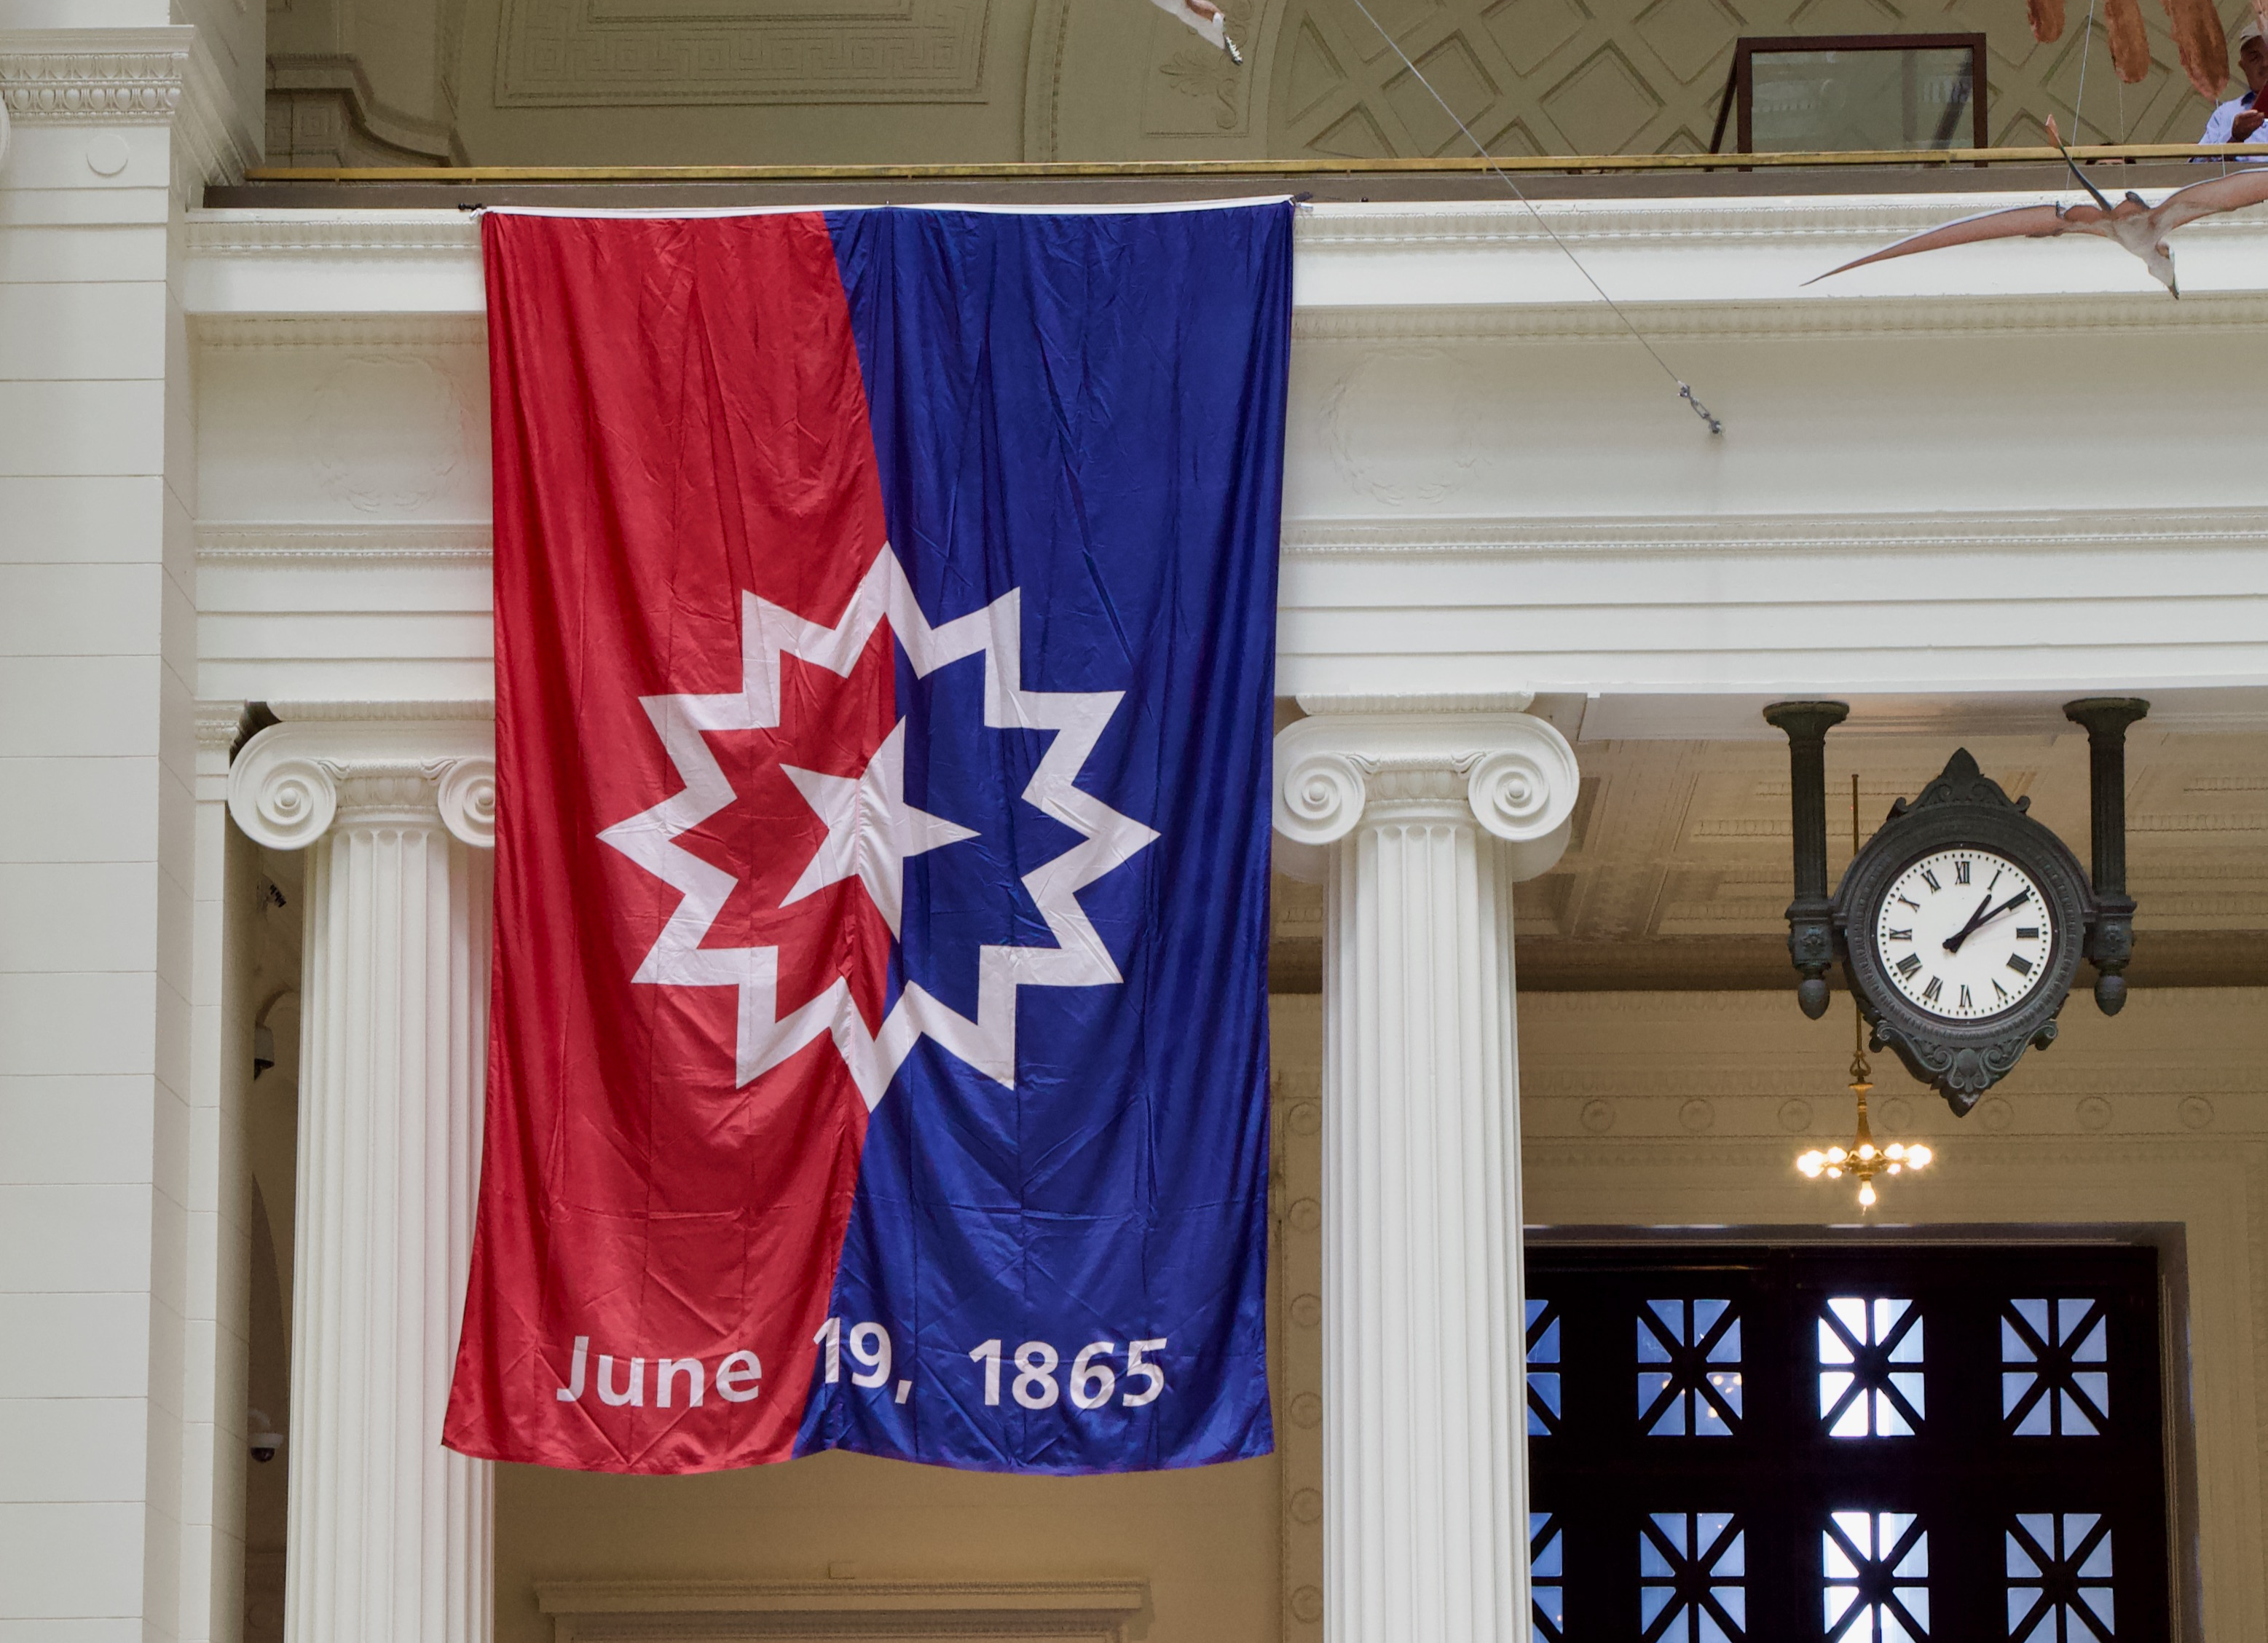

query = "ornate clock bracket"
[
  {"left": 2064, "top": 696, "right": 2149, "bottom": 1016},
  {"left": 1763, "top": 701, "right": 1850, "bottom": 1020},
  {"left": 1766, "top": 697, "right": 2151, "bottom": 1060}
]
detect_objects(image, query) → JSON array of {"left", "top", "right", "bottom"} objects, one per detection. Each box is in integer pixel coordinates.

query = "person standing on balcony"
[{"left": 2198, "top": 19, "right": 2268, "bottom": 154}]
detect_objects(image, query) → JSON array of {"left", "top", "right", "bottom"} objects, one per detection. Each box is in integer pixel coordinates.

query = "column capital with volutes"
[
  {"left": 227, "top": 706, "right": 497, "bottom": 851},
  {"left": 1272, "top": 691, "right": 1580, "bottom": 883}
]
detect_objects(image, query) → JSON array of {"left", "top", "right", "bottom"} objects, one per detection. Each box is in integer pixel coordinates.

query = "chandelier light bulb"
[{"left": 1858, "top": 1181, "right": 1877, "bottom": 1207}]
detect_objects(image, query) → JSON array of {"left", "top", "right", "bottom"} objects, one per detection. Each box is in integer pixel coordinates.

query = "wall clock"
[
  {"left": 1834, "top": 750, "right": 2092, "bottom": 1111},
  {"left": 1765, "top": 700, "right": 2148, "bottom": 1114}
]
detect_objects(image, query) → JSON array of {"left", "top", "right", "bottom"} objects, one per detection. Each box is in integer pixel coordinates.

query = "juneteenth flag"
[{"left": 443, "top": 202, "right": 1291, "bottom": 1474}]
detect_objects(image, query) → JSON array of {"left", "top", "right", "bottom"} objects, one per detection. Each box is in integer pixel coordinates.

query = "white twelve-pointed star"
[
  {"left": 597, "top": 545, "right": 1159, "bottom": 1107},
  {"left": 779, "top": 720, "right": 976, "bottom": 937}
]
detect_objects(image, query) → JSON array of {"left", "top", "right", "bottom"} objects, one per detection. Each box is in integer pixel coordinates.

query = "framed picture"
[{"left": 1717, "top": 34, "right": 1988, "bottom": 154}]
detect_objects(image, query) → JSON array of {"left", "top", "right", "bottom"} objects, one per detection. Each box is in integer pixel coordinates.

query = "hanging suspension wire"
[
  {"left": 1342, "top": 0, "right": 1725, "bottom": 434},
  {"left": 2071, "top": 0, "right": 2102, "bottom": 143}
]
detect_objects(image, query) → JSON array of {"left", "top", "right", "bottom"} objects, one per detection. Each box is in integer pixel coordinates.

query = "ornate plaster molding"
[
  {"left": 197, "top": 523, "right": 492, "bottom": 567},
  {"left": 1294, "top": 291, "right": 2268, "bottom": 343},
  {"left": 193, "top": 313, "right": 487, "bottom": 351},
  {"left": 185, "top": 213, "right": 481, "bottom": 260},
  {"left": 1296, "top": 197, "right": 2268, "bottom": 249},
  {"left": 269, "top": 699, "right": 496, "bottom": 722},
  {"left": 0, "top": 26, "right": 256, "bottom": 188},
  {"left": 1273, "top": 701, "right": 1579, "bottom": 883},
  {"left": 195, "top": 700, "right": 251, "bottom": 754},
  {"left": 1294, "top": 690, "right": 1535, "bottom": 714},
  {"left": 535, "top": 1580, "right": 1149, "bottom": 1643},
  {"left": 0, "top": 27, "right": 195, "bottom": 122},
  {"left": 1280, "top": 505, "right": 2268, "bottom": 559},
  {"left": 229, "top": 717, "right": 496, "bottom": 851}
]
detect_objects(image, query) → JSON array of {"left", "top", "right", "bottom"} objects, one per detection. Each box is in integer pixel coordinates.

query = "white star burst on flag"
[
  {"left": 598, "top": 547, "right": 1159, "bottom": 1110},
  {"left": 779, "top": 721, "right": 977, "bottom": 938}
]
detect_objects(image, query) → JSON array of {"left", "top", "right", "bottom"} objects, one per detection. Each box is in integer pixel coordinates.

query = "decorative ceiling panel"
[
  {"left": 1270, "top": 0, "right": 2245, "bottom": 159},
  {"left": 494, "top": 0, "right": 991, "bottom": 105},
  {"left": 1271, "top": 729, "right": 2268, "bottom": 990}
]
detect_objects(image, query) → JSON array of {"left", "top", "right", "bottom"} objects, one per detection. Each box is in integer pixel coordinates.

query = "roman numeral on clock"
[
  {"left": 1897, "top": 896, "right": 1920, "bottom": 912},
  {"left": 1921, "top": 975, "right": 1944, "bottom": 1004},
  {"left": 1920, "top": 868, "right": 1941, "bottom": 892},
  {"left": 2016, "top": 926, "right": 2039, "bottom": 939},
  {"left": 1956, "top": 859, "right": 1972, "bottom": 884},
  {"left": 1959, "top": 985, "right": 1972, "bottom": 1009},
  {"left": 1895, "top": 953, "right": 1923, "bottom": 980},
  {"left": 1993, "top": 979, "right": 2011, "bottom": 1001},
  {"left": 2007, "top": 953, "right": 2033, "bottom": 977},
  {"left": 1886, "top": 928, "right": 1912, "bottom": 942}
]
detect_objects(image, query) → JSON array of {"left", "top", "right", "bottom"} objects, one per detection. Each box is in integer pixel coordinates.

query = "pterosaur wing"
[
  {"left": 2149, "top": 166, "right": 2268, "bottom": 234},
  {"left": 1805, "top": 204, "right": 2076, "bottom": 284}
]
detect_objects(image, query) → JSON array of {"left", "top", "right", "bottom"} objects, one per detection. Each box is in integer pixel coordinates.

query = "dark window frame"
[
  {"left": 1527, "top": 1244, "right": 2170, "bottom": 1641},
  {"left": 1725, "top": 34, "right": 1991, "bottom": 155}
]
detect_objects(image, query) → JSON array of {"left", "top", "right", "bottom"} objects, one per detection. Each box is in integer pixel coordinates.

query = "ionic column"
[
  {"left": 1274, "top": 696, "right": 1580, "bottom": 1643},
  {"left": 228, "top": 714, "right": 497, "bottom": 1643}
]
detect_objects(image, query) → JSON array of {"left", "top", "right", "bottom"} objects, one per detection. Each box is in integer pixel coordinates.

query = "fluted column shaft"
[
  {"left": 1275, "top": 698, "right": 1580, "bottom": 1643},
  {"left": 229, "top": 718, "right": 497, "bottom": 1643}
]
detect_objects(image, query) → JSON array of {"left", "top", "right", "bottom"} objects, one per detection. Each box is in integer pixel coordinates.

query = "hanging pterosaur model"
[
  {"left": 1147, "top": 0, "right": 1244, "bottom": 62},
  {"left": 1808, "top": 119, "right": 2268, "bottom": 296}
]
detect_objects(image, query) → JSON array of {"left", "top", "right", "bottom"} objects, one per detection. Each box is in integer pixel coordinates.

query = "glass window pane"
[
  {"left": 1710, "top": 1318, "right": 1741, "bottom": 1363},
  {"left": 1888, "top": 1316, "right": 1924, "bottom": 1364},
  {"left": 1527, "top": 1371, "right": 1559, "bottom": 1437},
  {"left": 1889, "top": 1371, "right": 1924, "bottom": 1420},
  {"left": 1748, "top": 46, "right": 1975, "bottom": 153}
]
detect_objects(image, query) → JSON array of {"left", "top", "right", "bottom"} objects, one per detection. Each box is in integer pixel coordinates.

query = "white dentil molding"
[
  {"left": 188, "top": 212, "right": 484, "bottom": 259},
  {"left": 198, "top": 524, "right": 494, "bottom": 566},
  {"left": 1295, "top": 195, "right": 2268, "bottom": 248},
  {"left": 1282, "top": 507, "right": 2268, "bottom": 559},
  {"left": 1291, "top": 291, "right": 2268, "bottom": 341},
  {"left": 180, "top": 200, "right": 2268, "bottom": 331},
  {"left": 229, "top": 717, "right": 497, "bottom": 851}
]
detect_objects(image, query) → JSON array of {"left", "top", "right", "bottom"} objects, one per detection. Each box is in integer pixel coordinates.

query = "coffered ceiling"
[{"left": 1270, "top": 724, "right": 2268, "bottom": 990}]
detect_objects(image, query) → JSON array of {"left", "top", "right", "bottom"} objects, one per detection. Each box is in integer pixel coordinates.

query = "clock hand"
[
  {"left": 1940, "top": 893, "right": 1993, "bottom": 954},
  {"left": 1944, "top": 888, "right": 2031, "bottom": 955}
]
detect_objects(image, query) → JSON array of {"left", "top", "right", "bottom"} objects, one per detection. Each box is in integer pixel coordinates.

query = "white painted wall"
[{"left": 0, "top": 23, "right": 256, "bottom": 1643}]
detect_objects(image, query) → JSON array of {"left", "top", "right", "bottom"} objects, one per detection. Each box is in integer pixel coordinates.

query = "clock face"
[{"left": 1873, "top": 847, "right": 2056, "bottom": 1022}]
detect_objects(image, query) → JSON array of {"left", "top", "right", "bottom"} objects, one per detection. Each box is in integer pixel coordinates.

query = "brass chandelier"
[{"left": 1797, "top": 1003, "right": 1933, "bottom": 1210}]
